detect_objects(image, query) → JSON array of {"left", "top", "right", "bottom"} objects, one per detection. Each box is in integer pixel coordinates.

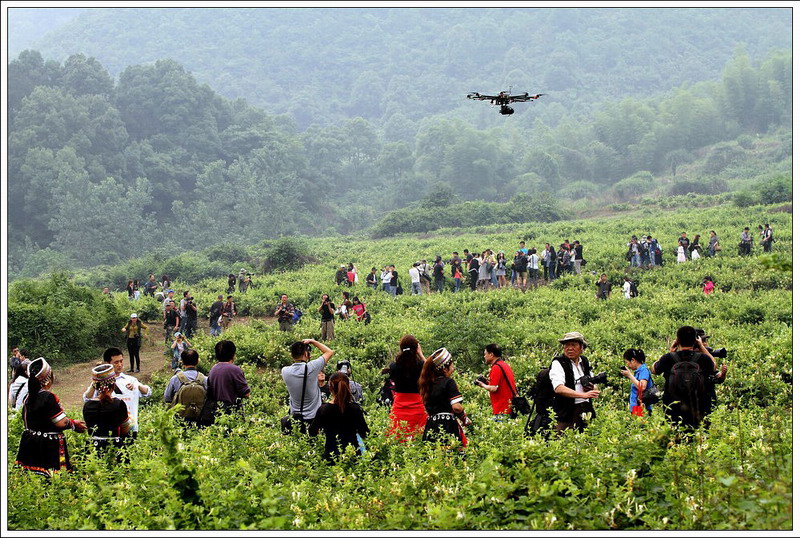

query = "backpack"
[
  {"left": 523, "top": 366, "right": 557, "bottom": 438},
  {"left": 172, "top": 371, "right": 207, "bottom": 421},
  {"left": 629, "top": 281, "right": 639, "bottom": 298},
  {"left": 668, "top": 352, "right": 706, "bottom": 425},
  {"left": 292, "top": 308, "right": 303, "bottom": 324},
  {"left": 377, "top": 378, "right": 395, "bottom": 407}
]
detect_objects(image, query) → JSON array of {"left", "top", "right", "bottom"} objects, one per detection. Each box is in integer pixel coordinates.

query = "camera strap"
[
  {"left": 298, "top": 362, "right": 308, "bottom": 418},
  {"left": 494, "top": 360, "right": 517, "bottom": 396}
]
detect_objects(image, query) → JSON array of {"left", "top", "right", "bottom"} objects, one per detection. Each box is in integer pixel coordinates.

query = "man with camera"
[
  {"left": 652, "top": 326, "right": 716, "bottom": 429},
  {"left": 549, "top": 331, "right": 603, "bottom": 433},
  {"left": 475, "top": 344, "right": 516, "bottom": 418},
  {"left": 281, "top": 339, "right": 336, "bottom": 433},
  {"left": 183, "top": 295, "right": 198, "bottom": 338},
  {"left": 319, "top": 294, "right": 336, "bottom": 341},
  {"left": 275, "top": 294, "right": 296, "bottom": 332}
]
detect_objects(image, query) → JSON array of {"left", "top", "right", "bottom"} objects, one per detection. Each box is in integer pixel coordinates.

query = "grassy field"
[{"left": 6, "top": 203, "right": 792, "bottom": 530}]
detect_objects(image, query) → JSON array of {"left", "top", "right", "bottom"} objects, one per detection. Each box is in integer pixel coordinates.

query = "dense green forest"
[
  {"left": 8, "top": 43, "right": 790, "bottom": 278},
  {"left": 13, "top": 8, "right": 791, "bottom": 128}
]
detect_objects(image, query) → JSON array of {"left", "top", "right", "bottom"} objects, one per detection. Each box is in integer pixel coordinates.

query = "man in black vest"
[{"left": 549, "top": 331, "right": 600, "bottom": 433}]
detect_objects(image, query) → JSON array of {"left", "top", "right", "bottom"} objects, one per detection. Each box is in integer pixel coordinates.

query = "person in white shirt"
[
  {"left": 549, "top": 332, "right": 600, "bottom": 433},
  {"left": 623, "top": 276, "right": 632, "bottom": 299},
  {"left": 409, "top": 262, "right": 423, "bottom": 295},
  {"left": 83, "top": 347, "right": 151, "bottom": 437},
  {"left": 527, "top": 248, "right": 540, "bottom": 289},
  {"left": 381, "top": 266, "right": 393, "bottom": 294},
  {"left": 8, "top": 359, "right": 31, "bottom": 410}
]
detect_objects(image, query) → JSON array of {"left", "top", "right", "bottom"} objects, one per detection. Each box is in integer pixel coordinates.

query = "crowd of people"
[
  {"left": 10, "top": 322, "right": 728, "bottom": 475},
  {"left": 353, "top": 240, "right": 585, "bottom": 297}
]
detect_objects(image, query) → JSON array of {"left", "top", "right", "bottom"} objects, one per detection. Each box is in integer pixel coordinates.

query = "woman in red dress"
[{"left": 385, "top": 335, "right": 428, "bottom": 441}]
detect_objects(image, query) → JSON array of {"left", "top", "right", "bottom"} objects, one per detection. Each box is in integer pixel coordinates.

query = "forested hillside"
[
  {"left": 7, "top": 45, "right": 791, "bottom": 278},
  {"left": 16, "top": 8, "right": 791, "bottom": 129}
]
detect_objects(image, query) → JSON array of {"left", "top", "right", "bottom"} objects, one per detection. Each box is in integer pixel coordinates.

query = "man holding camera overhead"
[
  {"left": 281, "top": 339, "right": 336, "bottom": 431},
  {"left": 549, "top": 331, "right": 602, "bottom": 433}
]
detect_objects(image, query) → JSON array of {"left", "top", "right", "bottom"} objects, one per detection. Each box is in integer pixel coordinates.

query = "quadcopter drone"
[{"left": 466, "top": 90, "right": 545, "bottom": 115}]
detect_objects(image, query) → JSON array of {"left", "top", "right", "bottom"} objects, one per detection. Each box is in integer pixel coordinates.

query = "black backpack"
[
  {"left": 377, "top": 378, "right": 394, "bottom": 407},
  {"left": 668, "top": 352, "right": 706, "bottom": 425},
  {"left": 523, "top": 367, "right": 557, "bottom": 438}
]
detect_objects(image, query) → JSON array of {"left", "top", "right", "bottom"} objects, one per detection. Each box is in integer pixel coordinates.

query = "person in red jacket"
[{"left": 475, "top": 344, "right": 516, "bottom": 418}]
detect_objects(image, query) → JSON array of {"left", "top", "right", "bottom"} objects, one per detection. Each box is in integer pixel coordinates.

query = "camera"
[
  {"left": 577, "top": 372, "right": 608, "bottom": 390},
  {"left": 710, "top": 347, "right": 727, "bottom": 359},
  {"left": 473, "top": 375, "right": 488, "bottom": 386}
]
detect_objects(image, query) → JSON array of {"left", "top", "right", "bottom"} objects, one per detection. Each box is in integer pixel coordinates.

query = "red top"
[
  {"left": 352, "top": 303, "right": 366, "bottom": 321},
  {"left": 488, "top": 360, "right": 515, "bottom": 415},
  {"left": 347, "top": 271, "right": 356, "bottom": 283}
]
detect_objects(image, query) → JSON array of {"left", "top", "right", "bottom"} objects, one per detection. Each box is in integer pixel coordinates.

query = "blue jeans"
[
  {"left": 389, "top": 285, "right": 397, "bottom": 297},
  {"left": 411, "top": 282, "right": 422, "bottom": 295},
  {"left": 383, "top": 283, "right": 391, "bottom": 294},
  {"left": 453, "top": 279, "right": 461, "bottom": 292},
  {"left": 549, "top": 263, "right": 556, "bottom": 279},
  {"left": 631, "top": 254, "right": 641, "bottom": 268},
  {"left": 210, "top": 317, "right": 221, "bottom": 336},
  {"left": 435, "top": 278, "right": 445, "bottom": 293}
]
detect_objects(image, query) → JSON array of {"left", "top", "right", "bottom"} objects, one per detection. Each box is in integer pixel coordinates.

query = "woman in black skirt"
[
  {"left": 83, "top": 364, "right": 132, "bottom": 453},
  {"left": 309, "top": 371, "right": 369, "bottom": 463},
  {"left": 419, "top": 348, "right": 470, "bottom": 450},
  {"left": 16, "top": 358, "right": 87, "bottom": 476}
]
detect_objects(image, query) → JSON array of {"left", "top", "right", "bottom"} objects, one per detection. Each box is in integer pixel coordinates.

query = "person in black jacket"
[{"left": 549, "top": 332, "right": 600, "bottom": 434}]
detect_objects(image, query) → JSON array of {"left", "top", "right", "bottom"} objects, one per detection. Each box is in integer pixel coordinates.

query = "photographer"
[
  {"left": 221, "top": 295, "right": 236, "bottom": 331},
  {"left": 275, "top": 294, "right": 296, "bottom": 332},
  {"left": 170, "top": 332, "right": 192, "bottom": 371},
  {"left": 549, "top": 332, "right": 602, "bottom": 433},
  {"left": 475, "top": 344, "right": 516, "bottom": 418},
  {"left": 695, "top": 329, "right": 728, "bottom": 412},
  {"left": 319, "top": 294, "right": 336, "bottom": 341},
  {"left": 652, "top": 326, "right": 716, "bottom": 429},
  {"left": 620, "top": 349, "right": 653, "bottom": 414},
  {"left": 281, "top": 339, "right": 336, "bottom": 432},
  {"left": 183, "top": 295, "right": 198, "bottom": 338}
]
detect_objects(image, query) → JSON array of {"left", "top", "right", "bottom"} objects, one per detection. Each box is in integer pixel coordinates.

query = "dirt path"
[{"left": 52, "top": 317, "right": 267, "bottom": 412}]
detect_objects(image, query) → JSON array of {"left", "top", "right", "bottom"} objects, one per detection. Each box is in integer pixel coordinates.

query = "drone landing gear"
[{"left": 500, "top": 105, "right": 515, "bottom": 115}]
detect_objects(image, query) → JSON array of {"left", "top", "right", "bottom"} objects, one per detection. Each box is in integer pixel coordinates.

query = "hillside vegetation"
[
  {"left": 6, "top": 204, "right": 793, "bottom": 530},
  {"left": 18, "top": 8, "right": 791, "bottom": 128},
  {"left": 7, "top": 46, "right": 791, "bottom": 278}
]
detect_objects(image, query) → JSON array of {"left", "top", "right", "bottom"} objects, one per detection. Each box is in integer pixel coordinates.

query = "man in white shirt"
[
  {"left": 83, "top": 347, "right": 151, "bottom": 437},
  {"left": 409, "top": 262, "right": 423, "bottom": 295},
  {"left": 549, "top": 332, "right": 600, "bottom": 434},
  {"left": 527, "top": 248, "right": 540, "bottom": 289}
]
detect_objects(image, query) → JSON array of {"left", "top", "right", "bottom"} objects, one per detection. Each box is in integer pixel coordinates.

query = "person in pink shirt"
[{"left": 703, "top": 276, "right": 715, "bottom": 295}]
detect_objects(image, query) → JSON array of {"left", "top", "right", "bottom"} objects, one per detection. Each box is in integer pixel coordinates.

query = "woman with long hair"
[
  {"left": 386, "top": 335, "right": 428, "bottom": 440},
  {"left": 309, "top": 371, "right": 369, "bottom": 463},
  {"left": 691, "top": 234, "right": 702, "bottom": 261},
  {"left": 496, "top": 252, "right": 507, "bottom": 288},
  {"left": 82, "top": 364, "right": 132, "bottom": 452},
  {"left": 8, "top": 359, "right": 31, "bottom": 410},
  {"left": 15, "top": 358, "right": 87, "bottom": 476},
  {"left": 419, "top": 347, "right": 469, "bottom": 449}
]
